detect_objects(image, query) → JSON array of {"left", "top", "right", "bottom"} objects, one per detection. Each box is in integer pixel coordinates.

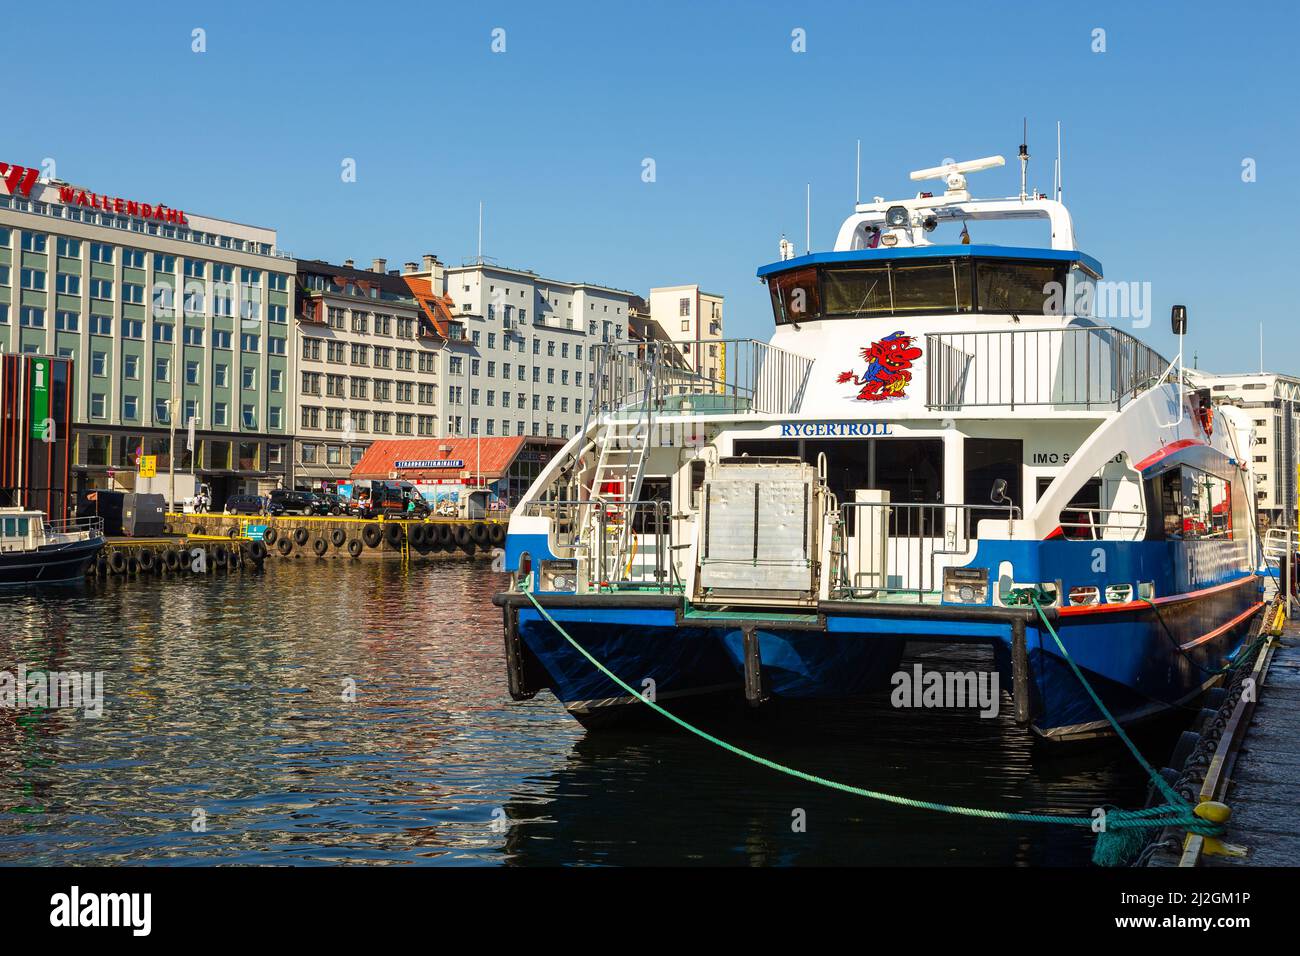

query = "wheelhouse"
[{"left": 758, "top": 246, "right": 1103, "bottom": 325}]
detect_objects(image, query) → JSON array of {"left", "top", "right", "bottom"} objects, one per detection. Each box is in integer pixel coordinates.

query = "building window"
[
  {"left": 123, "top": 395, "right": 138, "bottom": 420},
  {"left": 155, "top": 357, "right": 170, "bottom": 382},
  {"left": 90, "top": 393, "right": 106, "bottom": 418},
  {"left": 213, "top": 402, "right": 228, "bottom": 426}
]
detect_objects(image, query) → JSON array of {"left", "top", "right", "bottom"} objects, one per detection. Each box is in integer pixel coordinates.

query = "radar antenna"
[{"left": 909, "top": 155, "right": 1006, "bottom": 196}]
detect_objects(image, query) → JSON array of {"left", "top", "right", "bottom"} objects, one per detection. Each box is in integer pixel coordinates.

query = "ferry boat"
[
  {"left": 495, "top": 154, "right": 1263, "bottom": 741},
  {"left": 0, "top": 508, "right": 104, "bottom": 585}
]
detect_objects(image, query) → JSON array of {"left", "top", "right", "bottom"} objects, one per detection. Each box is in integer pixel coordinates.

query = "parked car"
[
  {"left": 314, "top": 492, "right": 348, "bottom": 516},
  {"left": 268, "top": 489, "right": 319, "bottom": 516},
  {"left": 224, "top": 494, "right": 268, "bottom": 516}
]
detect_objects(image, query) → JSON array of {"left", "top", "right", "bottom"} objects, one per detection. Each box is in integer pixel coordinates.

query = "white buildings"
[
  {"left": 437, "top": 261, "right": 637, "bottom": 441},
  {"left": 1194, "top": 371, "right": 1300, "bottom": 527}
]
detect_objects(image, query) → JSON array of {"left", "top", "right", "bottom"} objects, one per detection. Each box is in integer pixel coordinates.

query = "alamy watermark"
[
  {"left": 890, "top": 664, "right": 999, "bottom": 718},
  {"left": 0, "top": 666, "right": 104, "bottom": 718}
]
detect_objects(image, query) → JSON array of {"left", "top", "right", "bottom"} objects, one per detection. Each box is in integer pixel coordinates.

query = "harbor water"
[{"left": 0, "top": 561, "right": 1162, "bottom": 866}]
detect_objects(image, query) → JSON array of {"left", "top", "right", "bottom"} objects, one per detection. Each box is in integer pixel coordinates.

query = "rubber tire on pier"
[
  {"left": 383, "top": 522, "right": 404, "bottom": 548},
  {"left": 96, "top": 557, "right": 108, "bottom": 577},
  {"left": 330, "top": 527, "right": 347, "bottom": 548},
  {"left": 277, "top": 538, "right": 293, "bottom": 557},
  {"left": 138, "top": 549, "right": 156, "bottom": 573},
  {"left": 164, "top": 549, "right": 181, "bottom": 571},
  {"left": 312, "top": 536, "right": 329, "bottom": 557},
  {"left": 226, "top": 525, "right": 241, "bottom": 540},
  {"left": 409, "top": 524, "right": 429, "bottom": 550},
  {"left": 191, "top": 524, "right": 205, "bottom": 536},
  {"left": 489, "top": 523, "right": 506, "bottom": 546},
  {"left": 214, "top": 546, "right": 228, "bottom": 569},
  {"left": 228, "top": 547, "right": 243, "bottom": 570},
  {"left": 108, "top": 550, "right": 127, "bottom": 576},
  {"left": 128, "top": 555, "right": 141, "bottom": 576},
  {"left": 292, "top": 527, "right": 310, "bottom": 547},
  {"left": 347, "top": 539, "right": 363, "bottom": 558},
  {"left": 454, "top": 524, "right": 473, "bottom": 549},
  {"left": 470, "top": 522, "right": 490, "bottom": 546},
  {"left": 249, "top": 540, "right": 268, "bottom": 561},
  {"left": 434, "top": 523, "right": 453, "bottom": 548},
  {"left": 262, "top": 527, "right": 279, "bottom": 546},
  {"left": 362, "top": 524, "right": 383, "bottom": 548}
]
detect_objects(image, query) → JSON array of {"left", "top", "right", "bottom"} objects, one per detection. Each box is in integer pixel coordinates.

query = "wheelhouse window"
[
  {"left": 768, "top": 266, "right": 821, "bottom": 324},
  {"left": 974, "top": 259, "right": 1067, "bottom": 315},
  {"left": 766, "top": 256, "right": 1069, "bottom": 324}
]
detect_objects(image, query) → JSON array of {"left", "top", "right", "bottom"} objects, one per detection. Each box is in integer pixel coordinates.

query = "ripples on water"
[{"left": 0, "top": 560, "right": 1168, "bottom": 866}]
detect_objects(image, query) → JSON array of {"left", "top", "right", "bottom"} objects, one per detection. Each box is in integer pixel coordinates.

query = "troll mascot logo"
[{"left": 836, "top": 331, "right": 922, "bottom": 401}]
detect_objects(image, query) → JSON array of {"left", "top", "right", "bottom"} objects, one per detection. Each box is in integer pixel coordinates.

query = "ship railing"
[
  {"left": 925, "top": 326, "right": 1169, "bottom": 411},
  {"left": 1263, "top": 527, "right": 1298, "bottom": 567},
  {"left": 42, "top": 515, "right": 104, "bottom": 541},
  {"left": 1053, "top": 507, "right": 1146, "bottom": 542},
  {"left": 586, "top": 339, "right": 813, "bottom": 427},
  {"left": 523, "top": 497, "right": 680, "bottom": 593},
  {"left": 832, "top": 501, "right": 1015, "bottom": 602}
]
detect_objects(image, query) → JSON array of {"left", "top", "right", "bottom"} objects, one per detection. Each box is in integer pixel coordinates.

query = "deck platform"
[{"left": 1204, "top": 615, "right": 1300, "bottom": 867}]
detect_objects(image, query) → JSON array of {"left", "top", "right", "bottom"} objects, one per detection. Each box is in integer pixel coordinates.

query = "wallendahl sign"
[{"left": 0, "top": 159, "right": 188, "bottom": 225}]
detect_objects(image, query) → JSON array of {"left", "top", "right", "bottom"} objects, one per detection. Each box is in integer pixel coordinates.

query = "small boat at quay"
[
  {"left": 0, "top": 508, "right": 104, "bottom": 585},
  {"left": 495, "top": 152, "right": 1263, "bottom": 742}
]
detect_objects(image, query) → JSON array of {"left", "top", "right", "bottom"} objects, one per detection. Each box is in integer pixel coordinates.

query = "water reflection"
[{"left": 0, "top": 563, "right": 1161, "bottom": 865}]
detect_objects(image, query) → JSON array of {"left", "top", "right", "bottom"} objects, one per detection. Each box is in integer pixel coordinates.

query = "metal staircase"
[{"left": 585, "top": 343, "right": 659, "bottom": 585}]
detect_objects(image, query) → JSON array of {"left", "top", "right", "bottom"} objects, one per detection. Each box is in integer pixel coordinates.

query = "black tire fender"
[
  {"left": 347, "top": 538, "right": 363, "bottom": 558},
  {"left": 312, "top": 536, "right": 328, "bottom": 556},
  {"left": 293, "top": 527, "right": 310, "bottom": 547},
  {"left": 362, "top": 524, "right": 384, "bottom": 548},
  {"left": 262, "top": 527, "right": 279, "bottom": 546},
  {"left": 277, "top": 537, "right": 293, "bottom": 556},
  {"left": 330, "top": 527, "right": 347, "bottom": 547}
]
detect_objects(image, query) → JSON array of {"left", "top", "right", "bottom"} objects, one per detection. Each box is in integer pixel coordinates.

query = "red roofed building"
[{"left": 350, "top": 435, "right": 562, "bottom": 508}]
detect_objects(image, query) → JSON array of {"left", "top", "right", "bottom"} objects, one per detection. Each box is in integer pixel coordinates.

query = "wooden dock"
[{"left": 1202, "top": 614, "right": 1300, "bottom": 867}]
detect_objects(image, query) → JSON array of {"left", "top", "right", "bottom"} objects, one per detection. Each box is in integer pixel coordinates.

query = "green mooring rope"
[{"left": 522, "top": 587, "right": 1220, "bottom": 864}]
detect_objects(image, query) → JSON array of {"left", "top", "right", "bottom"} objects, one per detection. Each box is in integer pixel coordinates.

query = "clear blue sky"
[{"left": 4, "top": 0, "right": 1294, "bottom": 374}]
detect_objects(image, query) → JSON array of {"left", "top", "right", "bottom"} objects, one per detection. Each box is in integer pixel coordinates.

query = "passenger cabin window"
[
  {"left": 768, "top": 257, "right": 1068, "bottom": 325},
  {"left": 1147, "top": 466, "right": 1233, "bottom": 541}
]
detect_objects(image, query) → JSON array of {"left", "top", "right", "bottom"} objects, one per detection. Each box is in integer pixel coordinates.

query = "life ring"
[
  {"left": 383, "top": 522, "right": 404, "bottom": 548},
  {"left": 137, "top": 548, "right": 156, "bottom": 572},
  {"left": 293, "top": 527, "right": 310, "bottom": 546},
  {"left": 277, "top": 537, "right": 293, "bottom": 556},
  {"left": 470, "top": 522, "right": 490, "bottom": 545},
  {"left": 489, "top": 523, "right": 506, "bottom": 546},
  {"left": 347, "top": 538, "right": 363, "bottom": 558},
  {"left": 262, "top": 527, "right": 279, "bottom": 546},
  {"left": 362, "top": 524, "right": 383, "bottom": 548},
  {"left": 312, "top": 536, "right": 328, "bottom": 556},
  {"left": 108, "top": 550, "right": 127, "bottom": 575},
  {"left": 330, "top": 527, "right": 347, "bottom": 547},
  {"left": 249, "top": 540, "right": 268, "bottom": 561}
]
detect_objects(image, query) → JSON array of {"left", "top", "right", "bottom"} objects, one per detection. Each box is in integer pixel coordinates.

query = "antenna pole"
[
  {"left": 1018, "top": 119, "right": 1029, "bottom": 202},
  {"left": 1056, "top": 121, "right": 1063, "bottom": 201},
  {"left": 855, "top": 139, "right": 861, "bottom": 205},
  {"left": 805, "top": 183, "right": 811, "bottom": 253}
]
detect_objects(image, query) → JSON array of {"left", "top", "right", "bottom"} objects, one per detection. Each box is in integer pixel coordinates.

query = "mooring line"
[{"left": 520, "top": 586, "right": 1227, "bottom": 863}]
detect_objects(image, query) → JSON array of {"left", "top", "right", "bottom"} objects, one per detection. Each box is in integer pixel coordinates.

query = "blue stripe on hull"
[
  {"left": 1006, "top": 582, "right": 1260, "bottom": 738},
  {"left": 720, "top": 629, "right": 906, "bottom": 697},
  {"left": 517, "top": 608, "right": 735, "bottom": 711}
]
